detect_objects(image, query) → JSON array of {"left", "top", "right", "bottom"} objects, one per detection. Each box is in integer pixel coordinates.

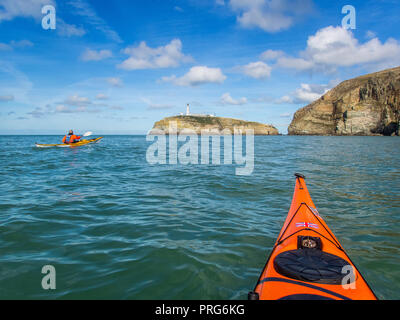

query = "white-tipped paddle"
[{"left": 82, "top": 131, "right": 93, "bottom": 137}]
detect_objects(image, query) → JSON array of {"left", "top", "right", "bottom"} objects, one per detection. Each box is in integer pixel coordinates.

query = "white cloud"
[
  {"left": 292, "top": 83, "right": 330, "bottom": 103},
  {"left": 0, "top": 39, "right": 33, "bottom": 51},
  {"left": 0, "top": 0, "right": 55, "bottom": 22},
  {"left": 275, "top": 95, "right": 292, "bottom": 104},
  {"left": 0, "top": 61, "right": 33, "bottom": 103},
  {"left": 276, "top": 57, "right": 315, "bottom": 71},
  {"left": 229, "top": 0, "right": 314, "bottom": 33},
  {"left": 55, "top": 104, "right": 83, "bottom": 113},
  {"left": 220, "top": 93, "right": 247, "bottom": 105},
  {"left": 365, "top": 30, "right": 377, "bottom": 39},
  {"left": 242, "top": 61, "right": 271, "bottom": 79},
  {"left": 162, "top": 66, "right": 227, "bottom": 86},
  {"left": 57, "top": 19, "right": 86, "bottom": 37},
  {"left": 141, "top": 97, "right": 174, "bottom": 110},
  {"left": 11, "top": 40, "right": 34, "bottom": 48},
  {"left": 96, "top": 93, "right": 108, "bottom": 100},
  {"left": 27, "top": 104, "right": 53, "bottom": 118},
  {"left": 276, "top": 82, "right": 337, "bottom": 104},
  {"left": 260, "top": 49, "right": 284, "bottom": 61},
  {"left": 64, "top": 94, "right": 91, "bottom": 106},
  {"left": 27, "top": 94, "right": 123, "bottom": 117},
  {"left": 280, "top": 112, "right": 292, "bottom": 118},
  {"left": 0, "top": 94, "right": 14, "bottom": 102},
  {"left": 107, "top": 77, "right": 123, "bottom": 87},
  {"left": 53, "top": 104, "right": 101, "bottom": 114},
  {"left": 118, "top": 39, "right": 192, "bottom": 70},
  {"left": 0, "top": 0, "right": 87, "bottom": 39},
  {"left": 68, "top": 0, "right": 122, "bottom": 43},
  {"left": 81, "top": 48, "right": 112, "bottom": 61},
  {"left": 251, "top": 96, "right": 274, "bottom": 103},
  {"left": 27, "top": 107, "right": 45, "bottom": 118},
  {"left": 275, "top": 26, "right": 400, "bottom": 72},
  {"left": 0, "top": 43, "right": 11, "bottom": 51}
]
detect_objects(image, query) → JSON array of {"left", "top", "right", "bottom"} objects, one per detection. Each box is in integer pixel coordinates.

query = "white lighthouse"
[{"left": 186, "top": 103, "right": 190, "bottom": 116}]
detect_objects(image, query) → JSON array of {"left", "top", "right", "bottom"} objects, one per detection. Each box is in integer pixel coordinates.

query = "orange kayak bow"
[{"left": 249, "top": 174, "right": 377, "bottom": 300}]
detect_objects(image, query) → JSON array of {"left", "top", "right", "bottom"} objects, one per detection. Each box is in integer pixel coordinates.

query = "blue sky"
[{"left": 0, "top": 0, "right": 399, "bottom": 134}]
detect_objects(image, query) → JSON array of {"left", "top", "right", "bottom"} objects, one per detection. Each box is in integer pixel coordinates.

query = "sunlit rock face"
[
  {"left": 289, "top": 67, "right": 400, "bottom": 136},
  {"left": 150, "top": 116, "right": 279, "bottom": 135}
]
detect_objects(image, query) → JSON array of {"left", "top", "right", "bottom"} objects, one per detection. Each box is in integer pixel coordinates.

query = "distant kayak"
[
  {"left": 35, "top": 137, "right": 103, "bottom": 148},
  {"left": 249, "top": 173, "right": 377, "bottom": 300}
]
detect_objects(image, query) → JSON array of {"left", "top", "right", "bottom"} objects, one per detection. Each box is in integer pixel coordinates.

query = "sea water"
[{"left": 0, "top": 135, "right": 399, "bottom": 299}]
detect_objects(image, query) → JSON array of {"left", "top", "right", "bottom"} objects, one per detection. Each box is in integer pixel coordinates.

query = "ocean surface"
[{"left": 0, "top": 135, "right": 399, "bottom": 300}]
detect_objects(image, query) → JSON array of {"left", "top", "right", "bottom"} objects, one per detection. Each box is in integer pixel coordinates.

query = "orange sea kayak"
[{"left": 249, "top": 174, "right": 377, "bottom": 300}]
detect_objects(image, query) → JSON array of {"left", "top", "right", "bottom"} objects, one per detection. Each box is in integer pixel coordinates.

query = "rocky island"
[
  {"left": 150, "top": 115, "right": 279, "bottom": 135},
  {"left": 288, "top": 66, "right": 400, "bottom": 136}
]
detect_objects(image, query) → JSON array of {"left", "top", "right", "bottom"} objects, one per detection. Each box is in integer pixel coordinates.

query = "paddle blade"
[{"left": 83, "top": 131, "right": 93, "bottom": 137}]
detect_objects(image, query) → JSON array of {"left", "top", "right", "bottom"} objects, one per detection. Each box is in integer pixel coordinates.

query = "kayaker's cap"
[{"left": 68, "top": 130, "right": 74, "bottom": 135}]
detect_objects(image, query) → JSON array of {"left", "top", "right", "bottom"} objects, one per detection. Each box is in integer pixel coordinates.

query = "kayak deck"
[
  {"left": 35, "top": 137, "right": 103, "bottom": 148},
  {"left": 250, "top": 174, "right": 377, "bottom": 300}
]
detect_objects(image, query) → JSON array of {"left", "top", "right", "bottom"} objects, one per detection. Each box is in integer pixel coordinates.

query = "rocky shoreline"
[
  {"left": 149, "top": 67, "right": 399, "bottom": 137},
  {"left": 149, "top": 116, "right": 279, "bottom": 135},
  {"left": 288, "top": 67, "right": 400, "bottom": 136}
]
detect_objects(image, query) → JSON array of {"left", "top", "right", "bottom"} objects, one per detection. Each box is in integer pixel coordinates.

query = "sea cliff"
[{"left": 288, "top": 67, "right": 400, "bottom": 136}]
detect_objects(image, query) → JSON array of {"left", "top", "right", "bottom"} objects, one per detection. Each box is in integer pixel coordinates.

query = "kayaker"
[{"left": 62, "top": 130, "right": 81, "bottom": 144}]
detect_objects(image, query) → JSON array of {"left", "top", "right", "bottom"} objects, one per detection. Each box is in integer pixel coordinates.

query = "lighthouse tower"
[{"left": 186, "top": 103, "right": 190, "bottom": 116}]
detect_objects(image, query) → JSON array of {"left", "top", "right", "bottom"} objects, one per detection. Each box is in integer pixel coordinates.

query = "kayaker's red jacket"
[{"left": 63, "top": 134, "right": 81, "bottom": 144}]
